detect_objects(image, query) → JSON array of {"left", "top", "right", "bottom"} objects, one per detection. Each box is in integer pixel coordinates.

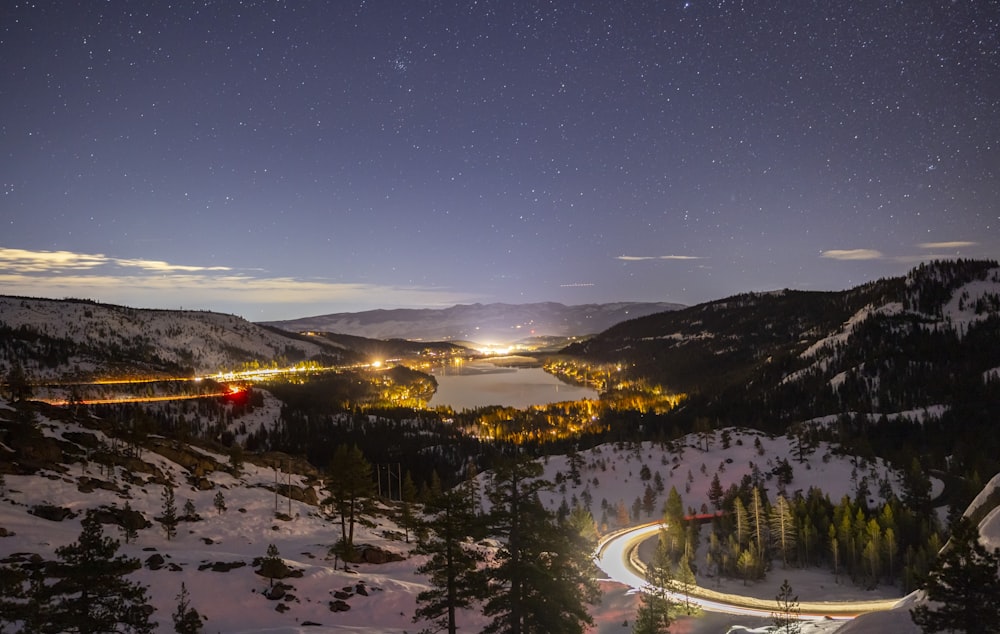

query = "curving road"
[{"left": 593, "top": 522, "right": 903, "bottom": 621}]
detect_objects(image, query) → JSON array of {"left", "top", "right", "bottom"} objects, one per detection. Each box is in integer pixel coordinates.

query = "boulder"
[{"left": 29, "top": 504, "right": 76, "bottom": 522}]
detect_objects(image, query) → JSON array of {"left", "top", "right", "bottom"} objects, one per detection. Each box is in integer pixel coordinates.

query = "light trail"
[
  {"left": 35, "top": 390, "right": 238, "bottom": 407},
  {"left": 29, "top": 363, "right": 347, "bottom": 408},
  {"left": 593, "top": 522, "right": 902, "bottom": 620}
]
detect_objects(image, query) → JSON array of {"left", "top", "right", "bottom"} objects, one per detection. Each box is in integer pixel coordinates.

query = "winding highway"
[{"left": 593, "top": 522, "right": 903, "bottom": 621}]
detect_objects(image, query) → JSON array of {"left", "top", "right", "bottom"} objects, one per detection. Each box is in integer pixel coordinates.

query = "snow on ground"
[
  {"left": 939, "top": 268, "right": 1000, "bottom": 333},
  {"left": 799, "top": 303, "right": 903, "bottom": 361},
  {"left": 0, "top": 296, "right": 328, "bottom": 377},
  {"left": 526, "top": 427, "right": 906, "bottom": 532},
  {"left": 0, "top": 405, "right": 969, "bottom": 634}
]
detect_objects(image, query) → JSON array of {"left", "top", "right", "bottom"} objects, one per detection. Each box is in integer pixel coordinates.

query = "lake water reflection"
[{"left": 427, "top": 361, "right": 598, "bottom": 410}]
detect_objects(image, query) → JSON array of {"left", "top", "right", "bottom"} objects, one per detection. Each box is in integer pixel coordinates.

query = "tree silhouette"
[
  {"left": 480, "top": 455, "right": 599, "bottom": 634},
  {"left": 771, "top": 578, "right": 801, "bottom": 633},
  {"left": 172, "top": 582, "right": 203, "bottom": 634},
  {"left": 632, "top": 535, "right": 675, "bottom": 634},
  {"left": 213, "top": 490, "right": 226, "bottom": 514},
  {"left": 49, "top": 510, "right": 155, "bottom": 633},
  {"left": 161, "top": 484, "right": 178, "bottom": 540},
  {"left": 412, "top": 484, "right": 484, "bottom": 634},
  {"left": 324, "top": 444, "right": 376, "bottom": 568},
  {"left": 911, "top": 516, "right": 1000, "bottom": 633}
]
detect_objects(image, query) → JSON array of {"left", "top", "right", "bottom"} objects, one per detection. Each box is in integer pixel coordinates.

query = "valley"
[{"left": 2, "top": 259, "right": 1000, "bottom": 633}]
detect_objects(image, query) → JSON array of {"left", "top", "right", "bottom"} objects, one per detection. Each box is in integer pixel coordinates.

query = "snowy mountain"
[
  {"left": 563, "top": 260, "right": 1000, "bottom": 476},
  {"left": 262, "top": 301, "right": 684, "bottom": 343},
  {"left": 0, "top": 296, "right": 344, "bottom": 378}
]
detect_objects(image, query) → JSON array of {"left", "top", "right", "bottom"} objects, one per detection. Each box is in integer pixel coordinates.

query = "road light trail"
[
  {"left": 34, "top": 389, "right": 239, "bottom": 406},
  {"left": 594, "top": 522, "right": 902, "bottom": 620}
]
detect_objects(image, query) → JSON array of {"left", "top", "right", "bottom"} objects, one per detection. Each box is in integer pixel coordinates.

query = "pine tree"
[
  {"left": 567, "top": 504, "right": 599, "bottom": 544},
  {"left": 172, "top": 582, "right": 202, "bottom": 634},
  {"left": 398, "top": 470, "right": 419, "bottom": 544},
  {"left": 412, "top": 485, "right": 484, "bottom": 634},
  {"left": 772, "top": 578, "right": 801, "bottom": 633},
  {"left": 769, "top": 494, "right": 796, "bottom": 568},
  {"left": 750, "top": 487, "right": 768, "bottom": 563},
  {"left": 708, "top": 472, "right": 724, "bottom": 510},
  {"left": 661, "top": 486, "right": 685, "bottom": 559},
  {"left": 675, "top": 552, "right": 697, "bottom": 615},
  {"left": 121, "top": 501, "right": 140, "bottom": 544},
  {"left": 734, "top": 497, "right": 750, "bottom": 547},
  {"left": 0, "top": 563, "right": 28, "bottom": 630},
  {"left": 161, "top": 484, "right": 178, "bottom": 540},
  {"left": 49, "top": 510, "right": 156, "bottom": 634},
  {"left": 737, "top": 547, "right": 757, "bottom": 585},
  {"left": 213, "top": 490, "right": 226, "bottom": 514},
  {"left": 182, "top": 498, "right": 197, "bottom": 521},
  {"left": 258, "top": 543, "right": 287, "bottom": 588},
  {"left": 910, "top": 516, "right": 1000, "bottom": 633},
  {"left": 632, "top": 536, "right": 675, "bottom": 634},
  {"left": 480, "top": 455, "right": 599, "bottom": 634},
  {"left": 323, "top": 444, "right": 376, "bottom": 568},
  {"left": 863, "top": 518, "right": 883, "bottom": 585}
]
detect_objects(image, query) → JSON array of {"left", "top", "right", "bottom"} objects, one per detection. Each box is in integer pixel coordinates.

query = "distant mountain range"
[
  {"left": 0, "top": 297, "right": 680, "bottom": 378},
  {"left": 262, "top": 301, "right": 685, "bottom": 343}
]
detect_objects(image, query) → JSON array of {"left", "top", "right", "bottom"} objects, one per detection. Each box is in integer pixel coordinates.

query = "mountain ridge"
[{"left": 261, "top": 301, "right": 685, "bottom": 342}]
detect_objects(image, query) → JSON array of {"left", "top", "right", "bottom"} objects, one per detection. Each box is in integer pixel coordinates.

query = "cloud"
[
  {"left": 820, "top": 249, "right": 884, "bottom": 261},
  {"left": 917, "top": 241, "right": 978, "bottom": 250},
  {"left": 616, "top": 254, "right": 705, "bottom": 261},
  {"left": 114, "top": 258, "right": 232, "bottom": 273},
  {"left": 0, "top": 247, "right": 232, "bottom": 274},
  {"left": 0, "top": 247, "right": 108, "bottom": 272},
  {"left": 0, "top": 247, "right": 478, "bottom": 317}
]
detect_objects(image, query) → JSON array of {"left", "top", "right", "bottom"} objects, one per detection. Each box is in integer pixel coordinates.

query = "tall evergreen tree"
[
  {"left": 708, "top": 473, "right": 724, "bottom": 510},
  {"left": 323, "top": 444, "right": 376, "bottom": 568},
  {"left": 632, "top": 536, "right": 675, "bottom": 634},
  {"left": 481, "top": 455, "right": 599, "bottom": 634},
  {"left": 750, "top": 487, "right": 768, "bottom": 561},
  {"left": 412, "top": 484, "right": 484, "bottom": 634},
  {"left": 161, "top": 484, "right": 178, "bottom": 541},
  {"left": 49, "top": 510, "right": 155, "bottom": 634},
  {"left": 661, "top": 486, "right": 686, "bottom": 560},
  {"left": 770, "top": 494, "right": 796, "bottom": 568},
  {"left": 675, "top": 552, "right": 697, "bottom": 615},
  {"left": 911, "top": 516, "right": 1000, "bottom": 633}
]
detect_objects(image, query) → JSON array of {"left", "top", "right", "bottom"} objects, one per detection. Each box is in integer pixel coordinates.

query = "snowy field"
[{"left": 2, "top": 397, "right": 997, "bottom": 633}]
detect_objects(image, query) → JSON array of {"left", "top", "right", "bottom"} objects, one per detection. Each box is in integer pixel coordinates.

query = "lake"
[{"left": 427, "top": 361, "right": 598, "bottom": 410}]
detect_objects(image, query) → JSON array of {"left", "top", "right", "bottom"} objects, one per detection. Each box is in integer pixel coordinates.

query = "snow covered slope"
[{"left": 0, "top": 296, "right": 334, "bottom": 377}]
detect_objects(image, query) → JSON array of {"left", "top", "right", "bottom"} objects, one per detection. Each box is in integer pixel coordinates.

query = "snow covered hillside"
[
  {"left": 2, "top": 396, "right": 953, "bottom": 634},
  {"left": 0, "top": 296, "right": 333, "bottom": 377}
]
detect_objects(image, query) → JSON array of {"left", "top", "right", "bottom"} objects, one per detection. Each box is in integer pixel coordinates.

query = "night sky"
[{"left": 2, "top": 2, "right": 998, "bottom": 321}]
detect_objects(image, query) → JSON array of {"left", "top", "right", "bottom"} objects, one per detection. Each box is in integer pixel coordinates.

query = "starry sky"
[{"left": 2, "top": 1, "right": 998, "bottom": 321}]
